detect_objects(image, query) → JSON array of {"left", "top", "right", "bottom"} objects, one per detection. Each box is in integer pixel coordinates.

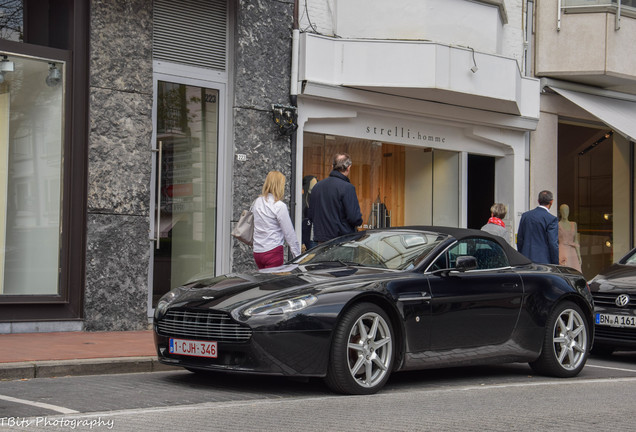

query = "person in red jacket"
[{"left": 308, "top": 153, "right": 363, "bottom": 243}]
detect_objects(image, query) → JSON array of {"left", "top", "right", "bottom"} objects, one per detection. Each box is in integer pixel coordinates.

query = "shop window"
[
  {"left": 0, "top": 52, "right": 66, "bottom": 295},
  {"left": 303, "top": 133, "right": 405, "bottom": 229},
  {"left": 0, "top": 0, "right": 87, "bottom": 322},
  {"left": 557, "top": 123, "right": 631, "bottom": 280},
  {"left": 302, "top": 133, "right": 460, "bottom": 231}
]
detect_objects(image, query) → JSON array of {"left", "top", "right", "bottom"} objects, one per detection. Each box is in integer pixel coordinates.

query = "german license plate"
[
  {"left": 169, "top": 338, "right": 217, "bottom": 358},
  {"left": 595, "top": 313, "right": 636, "bottom": 328}
]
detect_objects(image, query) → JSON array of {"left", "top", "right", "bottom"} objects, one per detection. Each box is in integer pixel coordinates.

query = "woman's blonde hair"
[{"left": 261, "top": 170, "right": 286, "bottom": 201}]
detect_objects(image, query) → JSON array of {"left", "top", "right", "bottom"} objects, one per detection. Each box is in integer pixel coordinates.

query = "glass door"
[{"left": 152, "top": 81, "right": 219, "bottom": 305}]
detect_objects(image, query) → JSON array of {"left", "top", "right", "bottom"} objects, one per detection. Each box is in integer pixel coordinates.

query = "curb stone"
[{"left": 0, "top": 357, "right": 179, "bottom": 381}]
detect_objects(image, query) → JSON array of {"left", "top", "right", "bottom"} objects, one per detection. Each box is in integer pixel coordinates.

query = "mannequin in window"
[
  {"left": 301, "top": 175, "right": 318, "bottom": 251},
  {"left": 558, "top": 204, "right": 582, "bottom": 272}
]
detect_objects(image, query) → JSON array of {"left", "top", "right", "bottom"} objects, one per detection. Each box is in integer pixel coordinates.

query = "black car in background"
[
  {"left": 154, "top": 227, "right": 594, "bottom": 394},
  {"left": 589, "top": 248, "right": 636, "bottom": 354}
]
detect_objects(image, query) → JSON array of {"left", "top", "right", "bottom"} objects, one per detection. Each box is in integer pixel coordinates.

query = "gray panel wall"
[
  {"left": 83, "top": 0, "right": 295, "bottom": 329},
  {"left": 84, "top": 0, "right": 153, "bottom": 331},
  {"left": 231, "top": 0, "right": 295, "bottom": 272}
]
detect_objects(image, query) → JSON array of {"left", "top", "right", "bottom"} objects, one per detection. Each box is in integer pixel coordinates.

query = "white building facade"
[
  {"left": 292, "top": 0, "right": 539, "bottom": 246},
  {"left": 532, "top": 0, "right": 636, "bottom": 279}
]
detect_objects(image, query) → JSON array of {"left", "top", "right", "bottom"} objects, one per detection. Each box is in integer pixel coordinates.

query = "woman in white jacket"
[{"left": 252, "top": 171, "right": 301, "bottom": 269}]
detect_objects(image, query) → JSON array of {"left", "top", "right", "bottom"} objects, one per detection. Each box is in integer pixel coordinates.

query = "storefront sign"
[{"left": 365, "top": 125, "right": 447, "bottom": 144}]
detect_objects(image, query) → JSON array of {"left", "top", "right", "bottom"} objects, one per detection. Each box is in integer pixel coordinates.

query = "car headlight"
[
  {"left": 154, "top": 286, "right": 189, "bottom": 319},
  {"left": 243, "top": 294, "right": 318, "bottom": 317}
]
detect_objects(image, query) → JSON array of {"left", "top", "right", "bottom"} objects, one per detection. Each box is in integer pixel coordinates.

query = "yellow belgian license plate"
[
  {"left": 169, "top": 338, "right": 217, "bottom": 358},
  {"left": 595, "top": 313, "right": 636, "bottom": 328}
]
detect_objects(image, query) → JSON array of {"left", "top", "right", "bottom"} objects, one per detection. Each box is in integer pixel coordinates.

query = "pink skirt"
[{"left": 253, "top": 245, "right": 284, "bottom": 269}]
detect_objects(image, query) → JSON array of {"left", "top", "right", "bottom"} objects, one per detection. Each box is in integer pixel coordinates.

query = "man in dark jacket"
[
  {"left": 517, "top": 190, "right": 559, "bottom": 264},
  {"left": 308, "top": 153, "right": 363, "bottom": 242}
]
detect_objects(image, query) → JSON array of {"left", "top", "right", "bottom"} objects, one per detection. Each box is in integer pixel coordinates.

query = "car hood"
[
  {"left": 589, "top": 263, "right": 636, "bottom": 293},
  {"left": 165, "top": 263, "right": 396, "bottom": 313}
]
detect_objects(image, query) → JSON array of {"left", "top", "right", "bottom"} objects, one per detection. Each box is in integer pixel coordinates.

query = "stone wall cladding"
[
  {"left": 84, "top": 214, "right": 149, "bottom": 331},
  {"left": 232, "top": 0, "right": 295, "bottom": 272},
  {"left": 87, "top": 88, "right": 152, "bottom": 214},
  {"left": 85, "top": 0, "right": 153, "bottom": 330}
]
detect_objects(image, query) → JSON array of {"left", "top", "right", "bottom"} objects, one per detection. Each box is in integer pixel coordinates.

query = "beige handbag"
[{"left": 232, "top": 204, "right": 255, "bottom": 246}]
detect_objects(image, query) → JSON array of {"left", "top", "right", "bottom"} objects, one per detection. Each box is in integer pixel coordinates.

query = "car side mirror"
[{"left": 455, "top": 256, "right": 478, "bottom": 272}]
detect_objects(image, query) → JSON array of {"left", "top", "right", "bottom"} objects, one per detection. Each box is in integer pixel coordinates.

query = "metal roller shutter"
[{"left": 153, "top": 0, "right": 227, "bottom": 71}]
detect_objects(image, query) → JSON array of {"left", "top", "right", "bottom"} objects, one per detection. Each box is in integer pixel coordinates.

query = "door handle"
[
  {"left": 502, "top": 283, "right": 519, "bottom": 288},
  {"left": 152, "top": 140, "right": 163, "bottom": 249},
  {"left": 398, "top": 292, "right": 432, "bottom": 302}
]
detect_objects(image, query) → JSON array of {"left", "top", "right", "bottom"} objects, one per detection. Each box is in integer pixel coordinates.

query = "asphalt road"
[{"left": 1, "top": 352, "right": 636, "bottom": 431}]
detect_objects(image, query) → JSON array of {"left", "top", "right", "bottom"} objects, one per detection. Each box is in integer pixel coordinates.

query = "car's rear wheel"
[
  {"left": 529, "top": 301, "right": 589, "bottom": 377},
  {"left": 325, "top": 302, "right": 394, "bottom": 395}
]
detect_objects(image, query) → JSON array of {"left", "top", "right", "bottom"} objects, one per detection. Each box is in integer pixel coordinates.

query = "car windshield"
[
  {"left": 621, "top": 249, "right": 636, "bottom": 265},
  {"left": 293, "top": 230, "right": 449, "bottom": 270}
]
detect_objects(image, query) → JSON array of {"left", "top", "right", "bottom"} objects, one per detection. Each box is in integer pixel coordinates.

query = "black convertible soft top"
[{"left": 399, "top": 225, "right": 533, "bottom": 267}]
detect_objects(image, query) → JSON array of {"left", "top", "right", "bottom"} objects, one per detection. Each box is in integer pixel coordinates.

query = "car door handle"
[
  {"left": 502, "top": 283, "right": 519, "bottom": 288},
  {"left": 398, "top": 292, "right": 432, "bottom": 302}
]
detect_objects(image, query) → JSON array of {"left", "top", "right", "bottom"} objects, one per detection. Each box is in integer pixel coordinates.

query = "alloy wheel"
[
  {"left": 552, "top": 307, "right": 588, "bottom": 371},
  {"left": 346, "top": 311, "right": 393, "bottom": 388}
]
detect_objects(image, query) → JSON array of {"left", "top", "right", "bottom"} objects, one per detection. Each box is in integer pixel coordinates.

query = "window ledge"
[{"left": 563, "top": 5, "right": 636, "bottom": 19}]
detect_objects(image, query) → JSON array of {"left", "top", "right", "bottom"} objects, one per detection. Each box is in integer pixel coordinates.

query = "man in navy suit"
[
  {"left": 309, "top": 153, "right": 363, "bottom": 243},
  {"left": 517, "top": 190, "right": 559, "bottom": 264}
]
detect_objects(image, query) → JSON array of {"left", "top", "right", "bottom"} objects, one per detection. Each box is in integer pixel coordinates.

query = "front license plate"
[
  {"left": 169, "top": 338, "right": 217, "bottom": 358},
  {"left": 595, "top": 313, "right": 636, "bottom": 328}
]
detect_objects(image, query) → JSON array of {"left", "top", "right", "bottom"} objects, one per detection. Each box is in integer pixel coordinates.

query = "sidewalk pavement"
[{"left": 0, "top": 330, "right": 178, "bottom": 381}]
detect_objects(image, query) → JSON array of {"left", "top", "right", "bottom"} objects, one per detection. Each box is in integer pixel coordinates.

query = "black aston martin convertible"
[{"left": 154, "top": 227, "right": 594, "bottom": 394}]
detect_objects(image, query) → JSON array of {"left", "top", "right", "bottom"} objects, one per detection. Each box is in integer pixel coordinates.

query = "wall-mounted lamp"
[
  {"left": 271, "top": 104, "right": 297, "bottom": 136},
  {"left": 0, "top": 55, "right": 15, "bottom": 84},
  {"left": 45, "top": 62, "right": 62, "bottom": 87},
  {"left": 603, "top": 213, "right": 613, "bottom": 221},
  {"left": 0, "top": 55, "right": 14, "bottom": 72}
]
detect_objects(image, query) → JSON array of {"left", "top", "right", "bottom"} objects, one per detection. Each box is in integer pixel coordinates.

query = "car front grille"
[
  {"left": 595, "top": 326, "right": 636, "bottom": 343},
  {"left": 156, "top": 310, "right": 252, "bottom": 343},
  {"left": 592, "top": 292, "right": 636, "bottom": 309}
]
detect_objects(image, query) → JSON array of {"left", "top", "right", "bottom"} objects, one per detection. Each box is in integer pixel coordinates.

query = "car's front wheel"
[
  {"left": 529, "top": 301, "right": 590, "bottom": 377},
  {"left": 325, "top": 302, "right": 394, "bottom": 395}
]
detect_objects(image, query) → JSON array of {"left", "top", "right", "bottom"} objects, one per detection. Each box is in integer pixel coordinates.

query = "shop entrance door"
[
  {"left": 467, "top": 155, "right": 495, "bottom": 229},
  {"left": 151, "top": 80, "right": 220, "bottom": 306}
]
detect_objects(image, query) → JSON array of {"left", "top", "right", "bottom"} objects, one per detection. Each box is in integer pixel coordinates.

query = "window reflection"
[{"left": 0, "top": 1, "right": 23, "bottom": 42}]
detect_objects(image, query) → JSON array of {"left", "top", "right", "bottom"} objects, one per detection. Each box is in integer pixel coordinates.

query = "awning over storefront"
[{"left": 548, "top": 86, "right": 636, "bottom": 142}]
